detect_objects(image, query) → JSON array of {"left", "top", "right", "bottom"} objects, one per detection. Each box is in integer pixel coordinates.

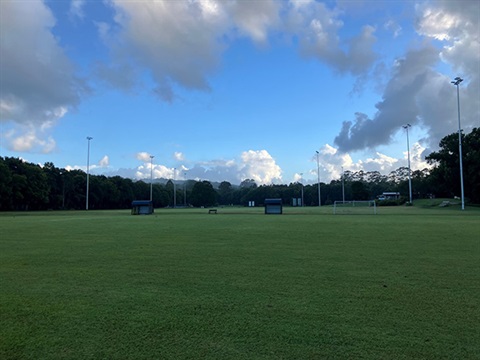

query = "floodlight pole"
[
  {"left": 403, "top": 124, "right": 413, "bottom": 204},
  {"left": 451, "top": 77, "right": 465, "bottom": 210},
  {"left": 150, "top": 155, "right": 154, "bottom": 202},
  {"left": 173, "top": 168, "right": 176, "bottom": 208},
  {"left": 341, "top": 166, "right": 345, "bottom": 204},
  {"left": 184, "top": 172, "right": 187, "bottom": 207},
  {"left": 316, "top": 151, "right": 321, "bottom": 206},
  {"left": 86, "top": 136, "right": 93, "bottom": 210},
  {"left": 299, "top": 173, "right": 304, "bottom": 207}
]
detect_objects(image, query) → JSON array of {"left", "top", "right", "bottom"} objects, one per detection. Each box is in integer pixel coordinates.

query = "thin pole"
[
  {"left": 316, "top": 151, "right": 321, "bottom": 206},
  {"left": 150, "top": 155, "right": 154, "bottom": 202},
  {"left": 452, "top": 77, "right": 465, "bottom": 210},
  {"left": 342, "top": 166, "right": 345, "bottom": 203},
  {"left": 184, "top": 172, "right": 187, "bottom": 207},
  {"left": 86, "top": 137, "right": 92, "bottom": 210},
  {"left": 299, "top": 173, "right": 304, "bottom": 207},
  {"left": 403, "top": 124, "right": 413, "bottom": 204},
  {"left": 173, "top": 168, "right": 176, "bottom": 208}
]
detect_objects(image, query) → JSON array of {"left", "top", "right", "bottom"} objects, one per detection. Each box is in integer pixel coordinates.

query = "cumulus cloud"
[
  {"left": 416, "top": 0, "right": 480, "bottom": 140},
  {"left": 286, "top": 1, "right": 378, "bottom": 75},
  {"left": 334, "top": 1, "right": 479, "bottom": 155},
  {"left": 136, "top": 152, "right": 152, "bottom": 162},
  {"left": 98, "top": 0, "right": 379, "bottom": 101},
  {"left": 313, "top": 143, "right": 430, "bottom": 183},
  {"left": 334, "top": 45, "right": 441, "bottom": 152},
  {"left": 174, "top": 152, "right": 185, "bottom": 161},
  {"left": 4, "top": 125, "right": 56, "bottom": 153},
  {"left": 99, "top": 155, "right": 109, "bottom": 167},
  {"left": 0, "top": 0, "right": 89, "bottom": 152},
  {"left": 66, "top": 154, "right": 111, "bottom": 172},
  {"left": 132, "top": 149, "right": 282, "bottom": 185},
  {"left": 238, "top": 150, "right": 282, "bottom": 184},
  {"left": 103, "top": 0, "right": 229, "bottom": 101}
]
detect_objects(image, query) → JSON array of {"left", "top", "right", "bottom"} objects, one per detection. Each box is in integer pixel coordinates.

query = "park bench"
[{"left": 208, "top": 209, "right": 217, "bottom": 214}]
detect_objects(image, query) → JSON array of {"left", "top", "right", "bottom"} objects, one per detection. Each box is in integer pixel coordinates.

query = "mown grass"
[{"left": 0, "top": 205, "right": 479, "bottom": 359}]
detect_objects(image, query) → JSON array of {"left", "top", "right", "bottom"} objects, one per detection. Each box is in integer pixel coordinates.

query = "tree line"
[{"left": 0, "top": 128, "right": 478, "bottom": 211}]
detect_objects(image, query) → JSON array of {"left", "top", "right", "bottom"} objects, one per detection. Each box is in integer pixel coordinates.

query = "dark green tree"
[
  {"left": 190, "top": 181, "right": 217, "bottom": 207},
  {"left": 426, "top": 128, "right": 479, "bottom": 202}
]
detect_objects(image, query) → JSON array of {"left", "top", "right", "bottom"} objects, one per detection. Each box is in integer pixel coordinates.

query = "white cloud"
[
  {"left": 4, "top": 124, "right": 56, "bottom": 153},
  {"left": 135, "top": 152, "right": 152, "bottom": 162},
  {"left": 69, "top": 0, "right": 86, "bottom": 20},
  {"left": 128, "top": 149, "right": 281, "bottom": 185},
  {"left": 384, "top": 19, "right": 402, "bottom": 38},
  {"left": 0, "top": 0, "right": 89, "bottom": 152},
  {"left": 313, "top": 144, "right": 430, "bottom": 183},
  {"left": 238, "top": 150, "right": 282, "bottom": 184},
  {"left": 226, "top": 0, "right": 280, "bottom": 43},
  {"left": 285, "top": 1, "right": 378, "bottom": 76},
  {"left": 174, "top": 152, "right": 185, "bottom": 161},
  {"left": 98, "top": 0, "right": 380, "bottom": 101},
  {"left": 99, "top": 155, "right": 109, "bottom": 167}
]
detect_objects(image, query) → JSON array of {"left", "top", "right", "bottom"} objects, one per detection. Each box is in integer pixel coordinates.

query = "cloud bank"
[{"left": 0, "top": 0, "right": 89, "bottom": 152}]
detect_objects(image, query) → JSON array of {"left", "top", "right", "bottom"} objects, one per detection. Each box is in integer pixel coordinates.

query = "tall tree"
[
  {"left": 426, "top": 128, "right": 479, "bottom": 202},
  {"left": 190, "top": 181, "right": 217, "bottom": 207}
]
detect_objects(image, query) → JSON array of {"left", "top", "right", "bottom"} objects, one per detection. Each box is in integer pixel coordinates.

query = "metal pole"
[
  {"left": 316, "top": 151, "right": 321, "bottom": 206},
  {"left": 86, "top": 136, "right": 92, "bottom": 210},
  {"left": 299, "top": 173, "right": 304, "bottom": 207},
  {"left": 184, "top": 172, "right": 187, "bottom": 207},
  {"left": 61, "top": 172, "right": 65, "bottom": 209},
  {"left": 451, "top": 77, "right": 465, "bottom": 210},
  {"left": 173, "top": 168, "right": 176, "bottom": 208},
  {"left": 403, "top": 124, "right": 413, "bottom": 204},
  {"left": 342, "top": 166, "right": 345, "bottom": 203},
  {"left": 150, "top": 155, "right": 154, "bottom": 202}
]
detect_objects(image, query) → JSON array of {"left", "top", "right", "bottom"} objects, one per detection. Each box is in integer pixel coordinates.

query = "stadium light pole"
[
  {"left": 149, "top": 155, "right": 154, "bottom": 202},
  {"left": 173, "top": 168, "right": 177, "bottom": 208},
  {"left": 451, "top": 77, "right": 465, "bottom": 210},
  {"left": 86, "top": 136, "right": 93, "bottom": 210},
  {"left": 316, "top": 151, "right": 321, "bottom": 206},
  {"left": 403, "top": 124, "right": 413, "bottom": 204},
  {"left": 300, "top": 173, "right": 305, "bottom": 207},
  {"left": 184, "top": 172, "right": 187, "bottom": 207},
  {"left": 341, "top": 166, "right": 345, "bottom": 204}
]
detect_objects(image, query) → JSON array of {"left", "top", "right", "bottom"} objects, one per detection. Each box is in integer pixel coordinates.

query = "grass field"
[{"left": 1, "top": 203, "right": 479, "bottom": 359}]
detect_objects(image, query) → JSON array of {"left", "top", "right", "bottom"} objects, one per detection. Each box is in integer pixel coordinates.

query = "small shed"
[
  {"left": 264, "top": 198, "right": 283, "bottom": 214},
  {"left": 131, "top": 200, "right": 154, "bottom": 215}
]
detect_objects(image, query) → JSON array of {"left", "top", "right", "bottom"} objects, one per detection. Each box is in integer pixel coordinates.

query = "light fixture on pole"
[
  {"left": 86, "top": 136, "right": 93, "bottom": 210},
  {"left": 341, "top": 166, "right": 345, "bottom": 204},
  {"left": 316, "top": 151, "right": 321, "bottom": 207},
  {"left": 150, "top": 155, "right": 154, "bottom": 202},
  {"left": 403, "top": 124, "right": 413, "bottom": 204},
  {"left": 451, "top": 76, "right": 465, "bottom": 210}
]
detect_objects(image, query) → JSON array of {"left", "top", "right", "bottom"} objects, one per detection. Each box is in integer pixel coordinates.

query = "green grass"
[{"left": 1, "top": 205, "right": 479, "bottom": 359}]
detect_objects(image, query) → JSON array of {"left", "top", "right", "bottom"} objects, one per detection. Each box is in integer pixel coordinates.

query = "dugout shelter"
[
  {"left": 264, "top": 198, "right": 283, "bottom": 214},
  {"left": 131, "top": 200, "right": 154, "bottom": 215}
]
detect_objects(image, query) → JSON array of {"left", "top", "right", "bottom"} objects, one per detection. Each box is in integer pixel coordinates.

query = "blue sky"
[{"left": 1, "top": 0, "right": 479, "bottom": 185}]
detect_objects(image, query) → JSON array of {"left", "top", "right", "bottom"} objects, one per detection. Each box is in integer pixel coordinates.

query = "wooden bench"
[{"left": 208, "top": 209, "right": 217, "bottom": 214}]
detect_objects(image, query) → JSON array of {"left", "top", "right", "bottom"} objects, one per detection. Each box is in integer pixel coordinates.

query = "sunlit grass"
[{"left": 1, "top": 206, "right": 479, "bottom": 359}]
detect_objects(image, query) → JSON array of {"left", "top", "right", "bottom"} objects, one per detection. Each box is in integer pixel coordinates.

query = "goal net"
[{"left": 333, "top": 200, "right": 377, "bottom": 215}]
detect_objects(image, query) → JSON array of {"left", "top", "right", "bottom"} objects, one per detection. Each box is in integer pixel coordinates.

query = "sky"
[{"left": 1, "top": 0, "right": 479, "bottom": 185}]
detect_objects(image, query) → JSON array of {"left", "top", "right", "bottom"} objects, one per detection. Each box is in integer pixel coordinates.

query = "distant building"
[{"left": 131, "top": 200, "right": 154, "bottom": 215}]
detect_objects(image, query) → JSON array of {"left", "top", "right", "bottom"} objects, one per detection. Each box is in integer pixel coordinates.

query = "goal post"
[{"left": 333, "top": 200, "right": 377, "bottom": 215}]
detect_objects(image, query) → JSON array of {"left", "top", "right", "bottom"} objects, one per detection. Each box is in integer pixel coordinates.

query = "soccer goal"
[{"left": 333, "top": 200, "right": 377, "bottom": 215}]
